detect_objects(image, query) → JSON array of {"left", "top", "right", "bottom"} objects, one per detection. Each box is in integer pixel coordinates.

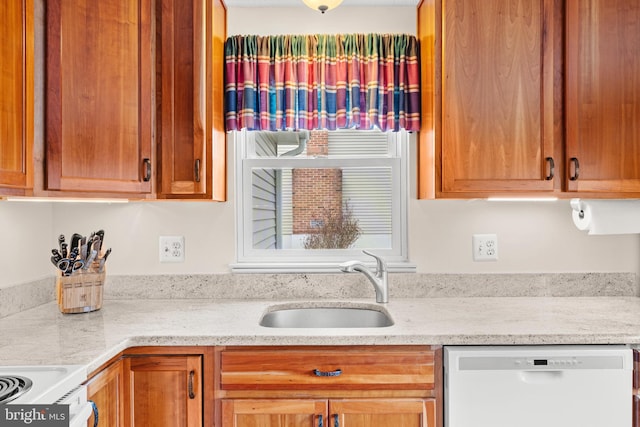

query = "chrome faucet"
[{"left": 339, "top": 250, "right": 388, "bottom": 303}]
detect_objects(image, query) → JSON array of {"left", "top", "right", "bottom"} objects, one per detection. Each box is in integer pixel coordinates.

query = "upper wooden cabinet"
[
  {"left": 0, "top": 0, "right": 33, "bottom": 196},
  {"left": 419, "top": 0, "right": 562, "bottom": 198},
  {"left": 45, "top": 0, "right": 226, "bottom": 199},
  {"left": 565, "top": 0, "right": 640, "bottom": 195},
  {"left": 419, "top": 0, "right": 640, "bottom": 198},
  {"left": 46, "top": 0, "right": 153, "bottom": 195},
  {"left": 157, "top": 0, "right": 226, "bottom": 200}
]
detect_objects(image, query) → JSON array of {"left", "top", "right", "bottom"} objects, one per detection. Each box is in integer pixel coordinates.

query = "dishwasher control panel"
[{"left": 456, "top": 351, "right": 628, "bottom": 371}]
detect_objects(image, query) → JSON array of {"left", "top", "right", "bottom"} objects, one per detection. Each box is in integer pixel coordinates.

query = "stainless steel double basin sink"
[{"left": 259, "top": 304, "right": 393, "bottom": 328}]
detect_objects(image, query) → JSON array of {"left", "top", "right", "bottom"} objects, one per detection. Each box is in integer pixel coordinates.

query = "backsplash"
[{"left": 2, "top": 272, "right": 636, "bottom": 319}]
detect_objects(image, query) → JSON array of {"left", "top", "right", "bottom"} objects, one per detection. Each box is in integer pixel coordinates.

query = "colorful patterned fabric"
[{"left": 224, "top": 34, "right": 420, "bottom": 132}]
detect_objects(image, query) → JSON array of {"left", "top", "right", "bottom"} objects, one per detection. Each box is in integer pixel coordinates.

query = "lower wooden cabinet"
[
  {"left": 84, "top": 345, "right": 441, "bottom": 427},
  {"left": 221, "top": 398, "right": 436, "bottom": 427},
  {"left": 123, "top": 354, "right": 203, "bottom": 427},
  {"left": 218, "top": 346, "right": 442, "bottom": 427},
  {"left": 634, "top": 350, "right": 639, "bottom": 427},
  {"left": 86, "top": 358, "right": 124, "bottom": 427}
]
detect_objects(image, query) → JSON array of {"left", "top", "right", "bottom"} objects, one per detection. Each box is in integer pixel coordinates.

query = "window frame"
[{"left": 232, "top": 129, "right": 414, "bottom": 272}]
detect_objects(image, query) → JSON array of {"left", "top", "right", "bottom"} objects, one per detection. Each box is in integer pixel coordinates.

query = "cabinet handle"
[
  {"left": 569, "top": 157, "right": 580, "bottom": 181},
  {"left": 188, "top": 370, "right": 196, "bottom": 399},
  {"left": 89, "top": 400, "right": 98, "bottom": 427},
  {"left": 545, "top": 157, "right": 555, "bottom": 180},
  {"left": 333, "top": 414, "right": 339, "bottom": 427},
  {"left": 313, "top": 368, "right": 342, "bottom": 377},
  {"left": 318, "top": 414, "right": 323, "bottom": 427},
  {"left": 142, "top": 158, "right": 152, "bottom": 182},
  {"left": 194, "top": 159, "right": 201, "bottom": 183}
]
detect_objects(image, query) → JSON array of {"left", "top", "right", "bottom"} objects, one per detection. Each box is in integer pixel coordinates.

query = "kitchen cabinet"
[
  {"left": 123, "top": 354, "right": 203, "bottom": 427},
  {"left": 46, "top": 0, "right": 153, "bottom": 195},
  {"left": 419, "top": 0, "right": 640, "bottom": 198},
  {"left": 218, "top": 346, "right": 441, "bottom": 427},
  {"left": 85, "top": 358, "right": 124, "bottom": 427},
  {"left": 419, "top": 0, "right": 563, "bottom": 198},
  {"left": 0, "top": 0, "right": 33, "bottom": 196},
  {"left": 565, "top": 0, "right": 640, "bottom": 195},
  {"left": 157, "top": 0, "right": 227, "bottom": 200},
  {"left": 44, "top": 0, "right": 226, "bottom": 200},
  {"left": 634, "top": 349, "right": 639, "bottom": 427}
]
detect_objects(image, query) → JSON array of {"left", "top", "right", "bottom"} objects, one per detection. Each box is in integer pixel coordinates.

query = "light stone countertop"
[{"left": 1, "top": 296, "right": 640, "bottom": 375}]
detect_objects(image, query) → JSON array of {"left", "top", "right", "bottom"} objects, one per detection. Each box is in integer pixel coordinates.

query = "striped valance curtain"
[{"left": 224, "top": 33, "right": 420, "bottom": 132}]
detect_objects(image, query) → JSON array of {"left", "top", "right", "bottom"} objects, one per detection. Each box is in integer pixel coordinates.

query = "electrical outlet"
[
  {"left": 472, "top": 234, "right": 498, "bottom": 262},
  {"left": 159, "top": 236, "right": 185, "bottom": 263}
]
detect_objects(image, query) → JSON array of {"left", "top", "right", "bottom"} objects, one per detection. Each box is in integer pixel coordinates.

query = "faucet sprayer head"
[{"left": 339, "top": 260, "right": 361, "bottom": 272}]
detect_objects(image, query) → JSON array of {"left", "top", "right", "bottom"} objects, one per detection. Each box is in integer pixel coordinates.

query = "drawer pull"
[
  {"left": 313, "top": 368, "right": 342, "bottom": 377},
  {"left": 333, "top": 414, "right": 339, "bottom": 427},
  {"left": 318, "top": 414, "right": 323, "bottom": 427},
  {"left": 188, "top": 370, "right": 196, "bottom": 399}
]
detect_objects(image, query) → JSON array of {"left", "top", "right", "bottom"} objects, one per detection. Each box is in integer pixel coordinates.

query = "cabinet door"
[
  {"left": 124, "top": 355, "right": 202, "bottom": 427},
  {"left": 46, "top": 0, "right": 153, "bottom": 194},
  {"left": 565, "top": 0, "right": 640, "bottom": 194},
  {"left": 438, "top": 0, "right": 561, "bottom": 196},
  {"left": 157, "top": 0, "right": 206, "bottom": 197},
  {"left": 331, "top": 399, "right": 436, "bottom": 427},
  {"left": 157, "top": 0, "right": 227, "bottom": 200},
  {"left": 86, "top": 359, "right": 124, "bottom": 427},
  {"left": 0, "top": 0, "right": 33, "bottom": 195},
  {"left": 221, "top": 399, "right": 327, "bottom": 427}
]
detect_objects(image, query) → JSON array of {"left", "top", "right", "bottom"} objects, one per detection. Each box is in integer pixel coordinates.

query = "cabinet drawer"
[{"left": 220, "top": 346, "right": 436, "bottom": 391}]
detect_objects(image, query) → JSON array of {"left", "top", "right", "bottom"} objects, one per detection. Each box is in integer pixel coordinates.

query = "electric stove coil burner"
[{"left": 0, "top": 375, "right": 33, "bottom": 404}]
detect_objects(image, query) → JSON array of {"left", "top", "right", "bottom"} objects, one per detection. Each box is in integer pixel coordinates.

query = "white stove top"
[{"left": 0, "top": 365, "right": 87, "bottom": 404}]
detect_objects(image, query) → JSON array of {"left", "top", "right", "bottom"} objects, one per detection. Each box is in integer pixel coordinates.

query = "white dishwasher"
[{"left": 444, "top": 345, "right": 632, "bottom": 427}]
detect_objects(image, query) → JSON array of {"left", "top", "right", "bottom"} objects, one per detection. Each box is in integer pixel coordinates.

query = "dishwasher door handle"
[{"left": 518, "top": 370, "right": 563, "bottom": 384}]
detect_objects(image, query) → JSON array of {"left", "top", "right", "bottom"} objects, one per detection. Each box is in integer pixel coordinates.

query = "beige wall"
[{"left": 0, "top": 4, "right": 638, "bottom": 288}]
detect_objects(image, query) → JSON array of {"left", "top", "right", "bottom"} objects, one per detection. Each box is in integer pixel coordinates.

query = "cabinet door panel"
[
  {"left": 86, "top": 360, "right": 124, "bottom": 427},
  {"left": 439, "top": 0, "right": 560, "bottom": 195},
  {"left": 46, "top": 0, "right": 152, "bottom": 194},
  {"left": 221, "top": 399, "right": 327, "bottom": 427},
  {"left": 125, "top": 355, "right": 202, "bottom": 427},
  {"left": 331, "top": 399, "right": 435, "bottom": 427},
  {"left": 158, "top": 0, "right": 206, "bottom": 196},
  {"left": 566, "top": 0, "right": 640, "bottom": 193},
  {"left": 0, "top": 0, "right": 33, "bottom": 193}
]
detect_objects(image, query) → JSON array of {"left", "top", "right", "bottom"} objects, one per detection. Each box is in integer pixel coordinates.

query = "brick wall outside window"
[{"left": 292, "top": 130, "right": 342, "bottom": 234}]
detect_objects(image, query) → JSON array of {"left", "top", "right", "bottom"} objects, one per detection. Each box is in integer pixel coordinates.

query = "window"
[{"left": 233, "top": 129, "right": 411, "bottom": 272}]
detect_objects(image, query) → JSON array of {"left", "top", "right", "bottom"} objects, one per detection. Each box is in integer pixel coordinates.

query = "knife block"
[{"left": 55, "top": 266, "right": 105, "bottom": 314}]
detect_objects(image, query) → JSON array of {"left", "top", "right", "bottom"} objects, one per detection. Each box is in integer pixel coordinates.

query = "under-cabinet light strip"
[
  {"left": 487, "top": 197, "right": 559, "bottom": 202},
  {"left": 3, "top": 197, "right": 128, "bottom": 204}
]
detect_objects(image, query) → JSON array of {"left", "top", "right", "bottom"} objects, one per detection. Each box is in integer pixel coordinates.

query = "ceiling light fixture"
[{"left": 302, "top": 0, "right": 343, "bottom": 13}]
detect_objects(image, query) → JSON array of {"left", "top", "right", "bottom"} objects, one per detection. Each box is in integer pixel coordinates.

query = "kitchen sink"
[{"left": 259, "top": 305, "right": 394, "bottom": 328}]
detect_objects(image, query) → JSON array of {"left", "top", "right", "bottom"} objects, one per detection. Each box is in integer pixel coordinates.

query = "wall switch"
[
  {"left": 159, "top": 236, "right": 185, "bottom": 263},
  {"left": 472, "top": 234, "right": 498, "bottom": 261}
]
